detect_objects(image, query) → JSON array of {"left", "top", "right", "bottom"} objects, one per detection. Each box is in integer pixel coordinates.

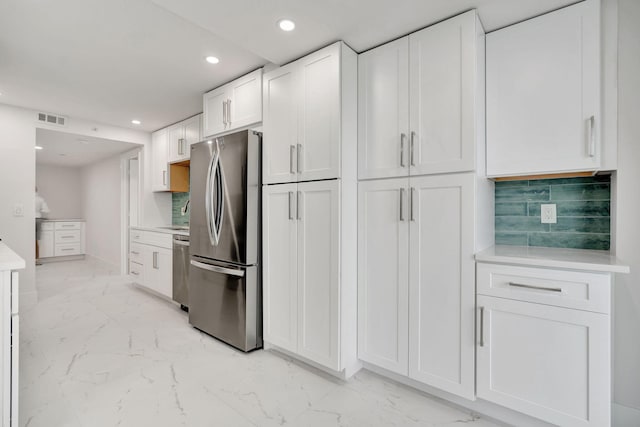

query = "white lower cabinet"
[
  {"left": 129, "top": 229, "right": 172, "bottom": 300},
  {"left": 476, "top": 263, "right": 612, "bottom": 427},
  {"left": 38, "top": 221, "right": 86, "bottom": 259},
  {"left": 358, "top": 173, "right": 478, "bottom": 399},
  {"left": 263, "top": 179, "right": 356, "bottom": 374},
  {"left": 0, "top": 270, "right": 19, "bottom": 427}
]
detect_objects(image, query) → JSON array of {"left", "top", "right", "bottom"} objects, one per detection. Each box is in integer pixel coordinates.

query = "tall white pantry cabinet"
[
  {"left": 357, "top": 10, "right": 493, "bottom": 400},
  {"left": 262, "top": 42, "right": 360, "bottom": 377}
]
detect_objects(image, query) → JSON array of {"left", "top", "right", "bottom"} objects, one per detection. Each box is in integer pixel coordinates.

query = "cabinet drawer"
[
  {"left": 55, "top": 243, "right": 81, "bottom": 257},
  {"left": 129, "top": 261, "right": 144, "bottom": 284},
  {"left": 140, "top": 231, "right": 172, "bottom": 249},
  {"left": 477, "top": 263, "right": 610, "bottom": 314},
  {"left": 130, "top": 229, "right": 144, "bottom": 242},
  {"left": 55, "top": 230, "right": 80, "bottom": 244},
  {"left": 129, "top": 243, "right": 144, "bottom": 264},
  {"left": 40, "top": 221, "right": 54, "bottom": 231},
  {"left": 55, "top": 221, "right": 82, "bottom": 230}
]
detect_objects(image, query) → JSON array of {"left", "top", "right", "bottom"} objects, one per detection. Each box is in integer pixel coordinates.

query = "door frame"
[{"left": 120, "top": 147, "right": 143, "bottom": 275}]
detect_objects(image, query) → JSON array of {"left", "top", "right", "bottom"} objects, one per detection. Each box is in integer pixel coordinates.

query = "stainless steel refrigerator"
[{"left": 188, "top": 130, "right": 262, "bottom": 351}]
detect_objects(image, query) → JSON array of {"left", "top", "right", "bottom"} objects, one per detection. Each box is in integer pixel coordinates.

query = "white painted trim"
[
  {"left": 120, "top": 148, "right": 142, "bottom": 276},
  {"left": 613, "top": 403, "right": 640, "bottom": 426}
]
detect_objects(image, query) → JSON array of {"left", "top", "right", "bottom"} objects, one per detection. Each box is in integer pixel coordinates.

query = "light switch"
[
  {"left": 13, "top": 204, "right": 24, "bottom": 217},
  {"left": 541, "top": 204, "right": 557, "bottom": 224}
]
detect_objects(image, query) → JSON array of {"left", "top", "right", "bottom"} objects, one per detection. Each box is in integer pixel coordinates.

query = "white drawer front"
[
  {"left": 129, "top": 243, "right": 144, "bottom": 264},
  {"left": 130, "top": 229, "right": 145, "bottom": 242},
  {"left": 55, "top": 230, "right": 81, "bottom": 244},
  {"left": 55, "top": 221, "right": 82, "bottom": 230},
  {"left": 477, "top": 263, "right": 610, "bottom": 314},
  {"left": 40, "top": 221, "right": 54, "bottom": 231},
  {"left": 129, "top": 261, "right": 144, "bottom": 284},
  {"left": 140, "top": 231, "right": 172, "bottom": 249},
  {"left": 55, "top": 243, "right": 81, "bottom": 257}
]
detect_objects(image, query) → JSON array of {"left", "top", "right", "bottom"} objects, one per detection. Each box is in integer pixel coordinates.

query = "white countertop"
[
  {"left": 476, "top": 245, "right": 630, "bottom": 274},
  {"left": 130, "top": 225, "right": 189, "bottom": 237},
  {"left": 41, "top": 218, "right": 86, "bottom": 222},
  {"left": 0, "top": 242, "right": 26, "bottom": 271}
]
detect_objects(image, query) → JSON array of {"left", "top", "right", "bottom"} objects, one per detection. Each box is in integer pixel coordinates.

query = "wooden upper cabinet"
[
  {"left": 486, "top": 0, "right": 601, "bottom": 177},
  {"left": 203, "top": 69, "right": 263, "bottom": 138},
  {"left": 358, "top": 11, "right": 482, "bottom": 180}
]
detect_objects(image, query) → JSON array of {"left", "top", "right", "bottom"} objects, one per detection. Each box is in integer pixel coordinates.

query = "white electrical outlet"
[
  {"left": 13, "top": 204, "right": 24, "bottom": 217},
  {"left": 541, "top": 204, "right": 557, "bottom": 224}
]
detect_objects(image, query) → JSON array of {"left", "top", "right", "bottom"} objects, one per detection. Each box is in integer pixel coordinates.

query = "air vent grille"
[{"left": 37, "top": 112, "right": 67, "bottom": 126}]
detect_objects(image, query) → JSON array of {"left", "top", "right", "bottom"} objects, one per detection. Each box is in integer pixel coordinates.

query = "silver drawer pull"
[
  {"left": 508, "top": 282, "right": 562, "bottom": 293},
  {"left": 61, "top": 248, "right": 74, "bottom": 252},
  {"left": 61, "top": 235, "right": 74, "bottom": 239},
  {"left": 479, "top": 306, "right": 485, "bottom": 347},
  {"left": 131, "top": 251, "right": 140, "bottom": 255},
  {"left": 131, "top": 271, "right": 140, "bottom": 276}
]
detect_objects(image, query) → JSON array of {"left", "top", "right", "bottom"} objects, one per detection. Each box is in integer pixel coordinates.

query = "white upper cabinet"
[
  {"left": 486, "top": 0, "right": 601, "bottom": 177},
  {"left": 263, "top": 64, "right": 298, "bottom": 184},
  {"left": 358, "top": 11, "right": 482, "bottom": 180},
  {"left": 166, "top": 114, "right": 202, "bottom": 163},
  {"left": 203, "top": 69, "right": 262, "bottom": 138},
  {"left": 358, "top": 39, "right": 410, "bottom": 180},
  {"left": 152, "top": 128, "right": 169, "bottom": 192},
  {"left": 263, "top": 42, "right": 357, "bottom": 184}
]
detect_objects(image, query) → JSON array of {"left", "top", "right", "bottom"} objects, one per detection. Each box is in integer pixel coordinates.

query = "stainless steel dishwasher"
[{"left": 172, "top": 234, "right": 190, "bottom": 311}]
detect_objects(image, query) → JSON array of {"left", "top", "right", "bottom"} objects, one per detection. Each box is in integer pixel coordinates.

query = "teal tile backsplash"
[
  {"left": 495, "top": 175, "right": 611, "bottom": 250},
  {"left": 172, "top": 192, "right": 190, "bottom": 226}
]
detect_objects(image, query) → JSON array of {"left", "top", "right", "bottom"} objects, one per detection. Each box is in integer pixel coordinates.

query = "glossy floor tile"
[{"left": 21, "top": 258, "right": 502, "bottom": 427}]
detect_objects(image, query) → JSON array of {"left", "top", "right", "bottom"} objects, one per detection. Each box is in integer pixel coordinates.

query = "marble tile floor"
[{"left": 22, "top": 257, "right": 503, "bottom": 427}]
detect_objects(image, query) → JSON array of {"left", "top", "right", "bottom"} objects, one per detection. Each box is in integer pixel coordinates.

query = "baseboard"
[
  {"left": 613, "top": 403, "right": 640, "bottom": 426},
  {"left": 265, "top": 343, "right": 362, "bottom": 381},
  {"left": 39, "top": 254, "right": 85, "bottom": 263}
]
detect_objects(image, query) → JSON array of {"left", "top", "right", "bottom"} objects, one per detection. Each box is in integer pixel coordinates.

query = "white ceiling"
[
  {"left": 36, "top": 128, "right": 140, "bottom": 168},
  {"left": 1, "top": 0, "right": 576, "bottom": 133}
]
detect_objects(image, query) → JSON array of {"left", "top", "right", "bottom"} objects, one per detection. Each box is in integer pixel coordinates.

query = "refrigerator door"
[
  {"left": 188, "top": 257, "right": 262, "bottom": 351},
  {"left": 190, "top": 131, "right": 261, "bottom": 265}
]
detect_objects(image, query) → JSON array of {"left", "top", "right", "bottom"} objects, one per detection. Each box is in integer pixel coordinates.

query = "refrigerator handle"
[
  {"left": 190, "top": 260, "right": 245, "bottom": 277},
  {"left": 205, "top": 143, "right": 222, "bottom": 246}
]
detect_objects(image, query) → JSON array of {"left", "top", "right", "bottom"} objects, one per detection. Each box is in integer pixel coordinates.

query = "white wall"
[
  {"left": 0, "top": 104, "right": 37, "bottom": 308},
  {"left": 81, "top": 155, "right": 122, "bottom": 268},
  {"left": 613, "top": 0, "right": 640, "bottom": 415},
  {"left": 35, "top": 164, "right": 83, "bottom": 219}
]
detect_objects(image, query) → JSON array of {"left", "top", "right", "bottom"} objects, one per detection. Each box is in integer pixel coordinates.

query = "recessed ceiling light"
[
  {"left": 278, "top": 19, "right": 295, "bottom": 32},
  {"left": 205, "top": 56, "right": 220, "bottom": 64},
  {"left": 131, "top": 119, "right": 141, "bottom": 125},
  {"left": 35, "top": 146, "right": 43, "bottom": 150}
]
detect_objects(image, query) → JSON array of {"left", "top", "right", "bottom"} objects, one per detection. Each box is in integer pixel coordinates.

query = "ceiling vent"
[{"left": 37, "top": 112, "right": 67, "bottom": 127}]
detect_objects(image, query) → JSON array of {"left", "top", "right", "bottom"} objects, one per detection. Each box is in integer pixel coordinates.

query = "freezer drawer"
[{"left": 188, "top": 258, "right": 262, "bottom": 351}]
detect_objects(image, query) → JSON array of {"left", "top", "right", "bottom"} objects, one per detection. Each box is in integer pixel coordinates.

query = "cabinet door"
[
  {"left": 142, "top": 246, "right": 172, "bottom": 298},
  {"left": 297, "top": 180, "right": 340, "bottom": 370},
  {"left": 486, "top": 0, "right": 600, "bottom": 177},
  {"left": 227, "top": 69, "right": 262, "bottom": 131},
  {"left": 263, "top": 64, "right": 298, "bottom": 184},
  {"left": 151, "top": 129, "right": 169, "bottom": 192},
  {"left": 358, "top": 38, "right": 410, "bottom": 180},
  {"left": 477, "top": 296, "right": 610, "bottom": 427},
  {"left": 262, "top": 183, "right": 298, "bottom": 353},
  {"left": 409, "top": 11, "right": 477, "bottom": 176},
  {"left": 408, "top": 173, "right": 475, "bottom": 399},
  {"left": 183, "top": 114, "right": 202, "bottom": 146},
  {"left": 167, "top": 123, "right": 185, "bottom": 163},
  {"left": 203, "top": 86, "right": 227, "bottom": 137},
  {"left": 358, "top": 179, "right": 409, "bottom": 375},
  {"left": 38, "top": 230, "right": 54, "bottom": 258},
  {"left": 298, "top": 45, "right": 341, "bottom": 182}
]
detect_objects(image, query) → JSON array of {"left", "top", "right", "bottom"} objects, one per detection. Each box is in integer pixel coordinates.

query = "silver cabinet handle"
[
  {"left": 61, "top": 248, "right": 74, "bottom": 252},
  {"left": 162, "top": 170, "right": 166, "bottom": 186},
  {"left": 297, "top": 144, "right": 302, "bottom": 173},
  {"left": 410, "top": 187, "right": 415, "bottom": 221},
  {"left": 587, "top": 116, "right": 596, "bottom": 157},
  {"left": 290, "top": 145, "right": 296, "bottom": 174},
  {"left": 179, "top": 138, "right": 185, "bottom": 155},
  {"left": 222, "top": 100, "right": 227, "bottom": 125},
  {"left": 227, "top": 99, "right": 232, "bottom": 126},
  {"left": 297, "top": 191, "right": 302, "bottom": 220},
  {"left": 508, "top": 282, "right": 562, "bottom": 293},
  {"left": 479, "top": 306, "right": 485, "bottom": 347},
  {"left": 288, "top": 191, "right": 294, "bottom": 220},
  {"left": 61, "top": 235, "right": 74, "bottom": 239},
  {"left": 400, "top": 188, "right": 406, "bottom": 221},
  {"left": 131, "top": 251, "right": 139, "bottom": 255},
  {"left": 153, "top": 251, "right": 158, "bottom": 269},
  {"left": 191, "top": 260, "right": 245, "bottom": 277},
  {"left": 62, "top": 224, "right": 75, "bottom": 228},
  {"left": 131, "top": 271, "right": 140, "bottom": 276},
  {"left": 410, "top": 131, "right": 416, "bottom": 166},
  {"left": 400, "top": 133, "right": 406, "bottom": 167}
]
